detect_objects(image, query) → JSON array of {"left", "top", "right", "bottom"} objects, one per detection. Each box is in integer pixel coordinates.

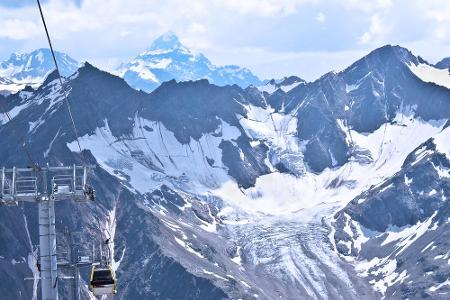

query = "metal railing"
[
  {"left": 51, "top": 165, "right": 88, "bottom": 201},
  {"left": 0, "top": 165, "right": 94, "bottom": 203},
  {"left": 16, "top": 176, "right": 38, "bottom": 195}
]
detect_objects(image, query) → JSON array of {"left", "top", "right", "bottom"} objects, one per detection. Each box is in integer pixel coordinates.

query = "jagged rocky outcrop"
[
  {"left": 0, "top": 44, "right": 449, "bottom": 300},
  {"left": 334, "top": 135, "right": 450, "bottom": 299},
  {"left": 266, "top": 45, "right": 450, "bottom": 172}
]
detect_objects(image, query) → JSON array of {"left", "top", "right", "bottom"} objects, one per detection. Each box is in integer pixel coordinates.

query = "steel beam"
[{"left": 38, "top": 197, "right": 58, "bottom": 300}]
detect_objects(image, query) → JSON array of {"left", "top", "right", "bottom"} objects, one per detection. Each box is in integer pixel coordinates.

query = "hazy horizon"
[{"left": 1, "top": 0, "right": 449, "bottom": 81}]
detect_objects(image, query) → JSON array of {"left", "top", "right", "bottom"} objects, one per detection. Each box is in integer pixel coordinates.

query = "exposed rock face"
[
  {"left": 0, "top": 44, "right": 449, "bottom": 299},
  {"left": 334, "top": 138, "right": 450, "bottom": 299},
  {"left": 435, "top": 57, "right": 450, "bottom": 70}
]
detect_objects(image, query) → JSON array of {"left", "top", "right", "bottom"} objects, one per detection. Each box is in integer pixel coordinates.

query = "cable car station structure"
[{"left": 0, "top": 165, "right": 95, "bottom": 300}]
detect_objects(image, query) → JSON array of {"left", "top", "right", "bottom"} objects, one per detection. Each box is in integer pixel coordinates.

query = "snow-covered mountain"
[
  {"left": 0, "top": 45, "right": 449, "bottom": 299},
  {"left": 0, "top": 76, "right": 13, "bottom": 85},
  {"left": 0, "top": 76, "right": 16, "bottom": 96},
  {"left": 117, "top": 32, "right": 262, "bottom": 92},
  {"left": 334, "top": 134, "right": 450, "bottom": 298},
  {"left": 436, "top": 57, "right": 450, "bottom": 69},
  {"left": 0, "top": 48, "right": 79, "bottom": 94},
  {"left": 259, "top": 75, "right": 306, "bottom": 94}
]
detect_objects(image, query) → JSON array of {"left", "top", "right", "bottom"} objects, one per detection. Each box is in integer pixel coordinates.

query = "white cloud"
[
  {"left": 359, "top": 14, "right": 390, "bottom": 45},
  {"left": 315, "top": 12, "right": 326, "bottom": 23},
  {"left": 421, "top": 0, "right": 450, "bottom": 22},
  {"left": 0, "top": 0, "right": 449, "bottom": 81},
  {"left": 418, "top": 0, "right": 450, "bottom": 42},
  {"left": 188, "top": 23, "right": 207, "bottom": 34},
  {"left": 340, "top": 0, "right": 392, "bottom": 13},
  {"left": 212, "top": 0, "right": 318, "bottom": 17},
  {"left": 206, "top": 46, "right": 367, "bottom": 81},
  {"left": 0, "top": 18, "right": 41, "bottom": 40}
]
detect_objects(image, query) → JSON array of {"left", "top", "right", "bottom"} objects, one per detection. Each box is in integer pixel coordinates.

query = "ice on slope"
[
  {"left": 215, "top": 114, "right": 446, "bottom": 216},
  {"left": 380, "top": 213, "right": 438, "bottom": 252},
  {"left": 212, "top": 114, "right": 445, "bottom": 297},
  {"left": 356, "top": 257, "right": 408, "bottom": 295},
  {"left": 68, "top": 116, "right": 241, "bottom": 194},
  {"left": 239, "top": 104, "right": 298, "bottom": 152},
  {"left": 66, "top": 104, "right": 447, "bottom": 298},
  {"left": 239, "top": 104, "right": 305, "bottom": 174},
  {"left": 434, "top": 126, "right": 450, "bottom": 160},
  {"left": 338, "top": 120, "right": 449, "bottom": 297},
  {"left": 408, "top": 62, "right": 450, "bottom": 90},
  {"left": 227, "top": 209, "right": 366, "bottom": 299},
  {"left": 68, "top": 108, "right": 445, "bottom": 217}
]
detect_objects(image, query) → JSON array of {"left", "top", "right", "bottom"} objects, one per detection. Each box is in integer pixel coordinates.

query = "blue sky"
[{"left": 0, "top": 0, "right": 449, "bottom": 81}]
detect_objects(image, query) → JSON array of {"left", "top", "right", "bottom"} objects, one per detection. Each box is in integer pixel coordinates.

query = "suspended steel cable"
[{"left": 36, "top": 0, "right": 86, "bottom": 166}]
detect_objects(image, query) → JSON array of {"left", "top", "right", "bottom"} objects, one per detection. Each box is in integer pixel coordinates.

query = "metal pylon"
[
  {"left": 39, "top": 196, "right": 58, "bottom": 300},
  {"left": 0, "top": 165, "right": 95, "bottom": 300}
]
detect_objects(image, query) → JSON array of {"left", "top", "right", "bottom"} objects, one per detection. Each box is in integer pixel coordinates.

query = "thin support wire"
[{"left": 36, "top": 0, "right": 86, "bottom": 166}]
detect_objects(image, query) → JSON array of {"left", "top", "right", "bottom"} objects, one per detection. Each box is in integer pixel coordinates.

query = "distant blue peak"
[
  {"left": 7, "top": 48, "right": 68, "bottom": 62},
  {"left": 148, "top": 31, "right": 183, "bottom": 50},
  {"left": 2, "top": 48, "right": 79, "bottom": 80},
  {"left": 32, "top": 48, "right": 51, "bottom": 53},
  {"left": 435, "top": 57, "right": 450, "bottom": 69}
]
